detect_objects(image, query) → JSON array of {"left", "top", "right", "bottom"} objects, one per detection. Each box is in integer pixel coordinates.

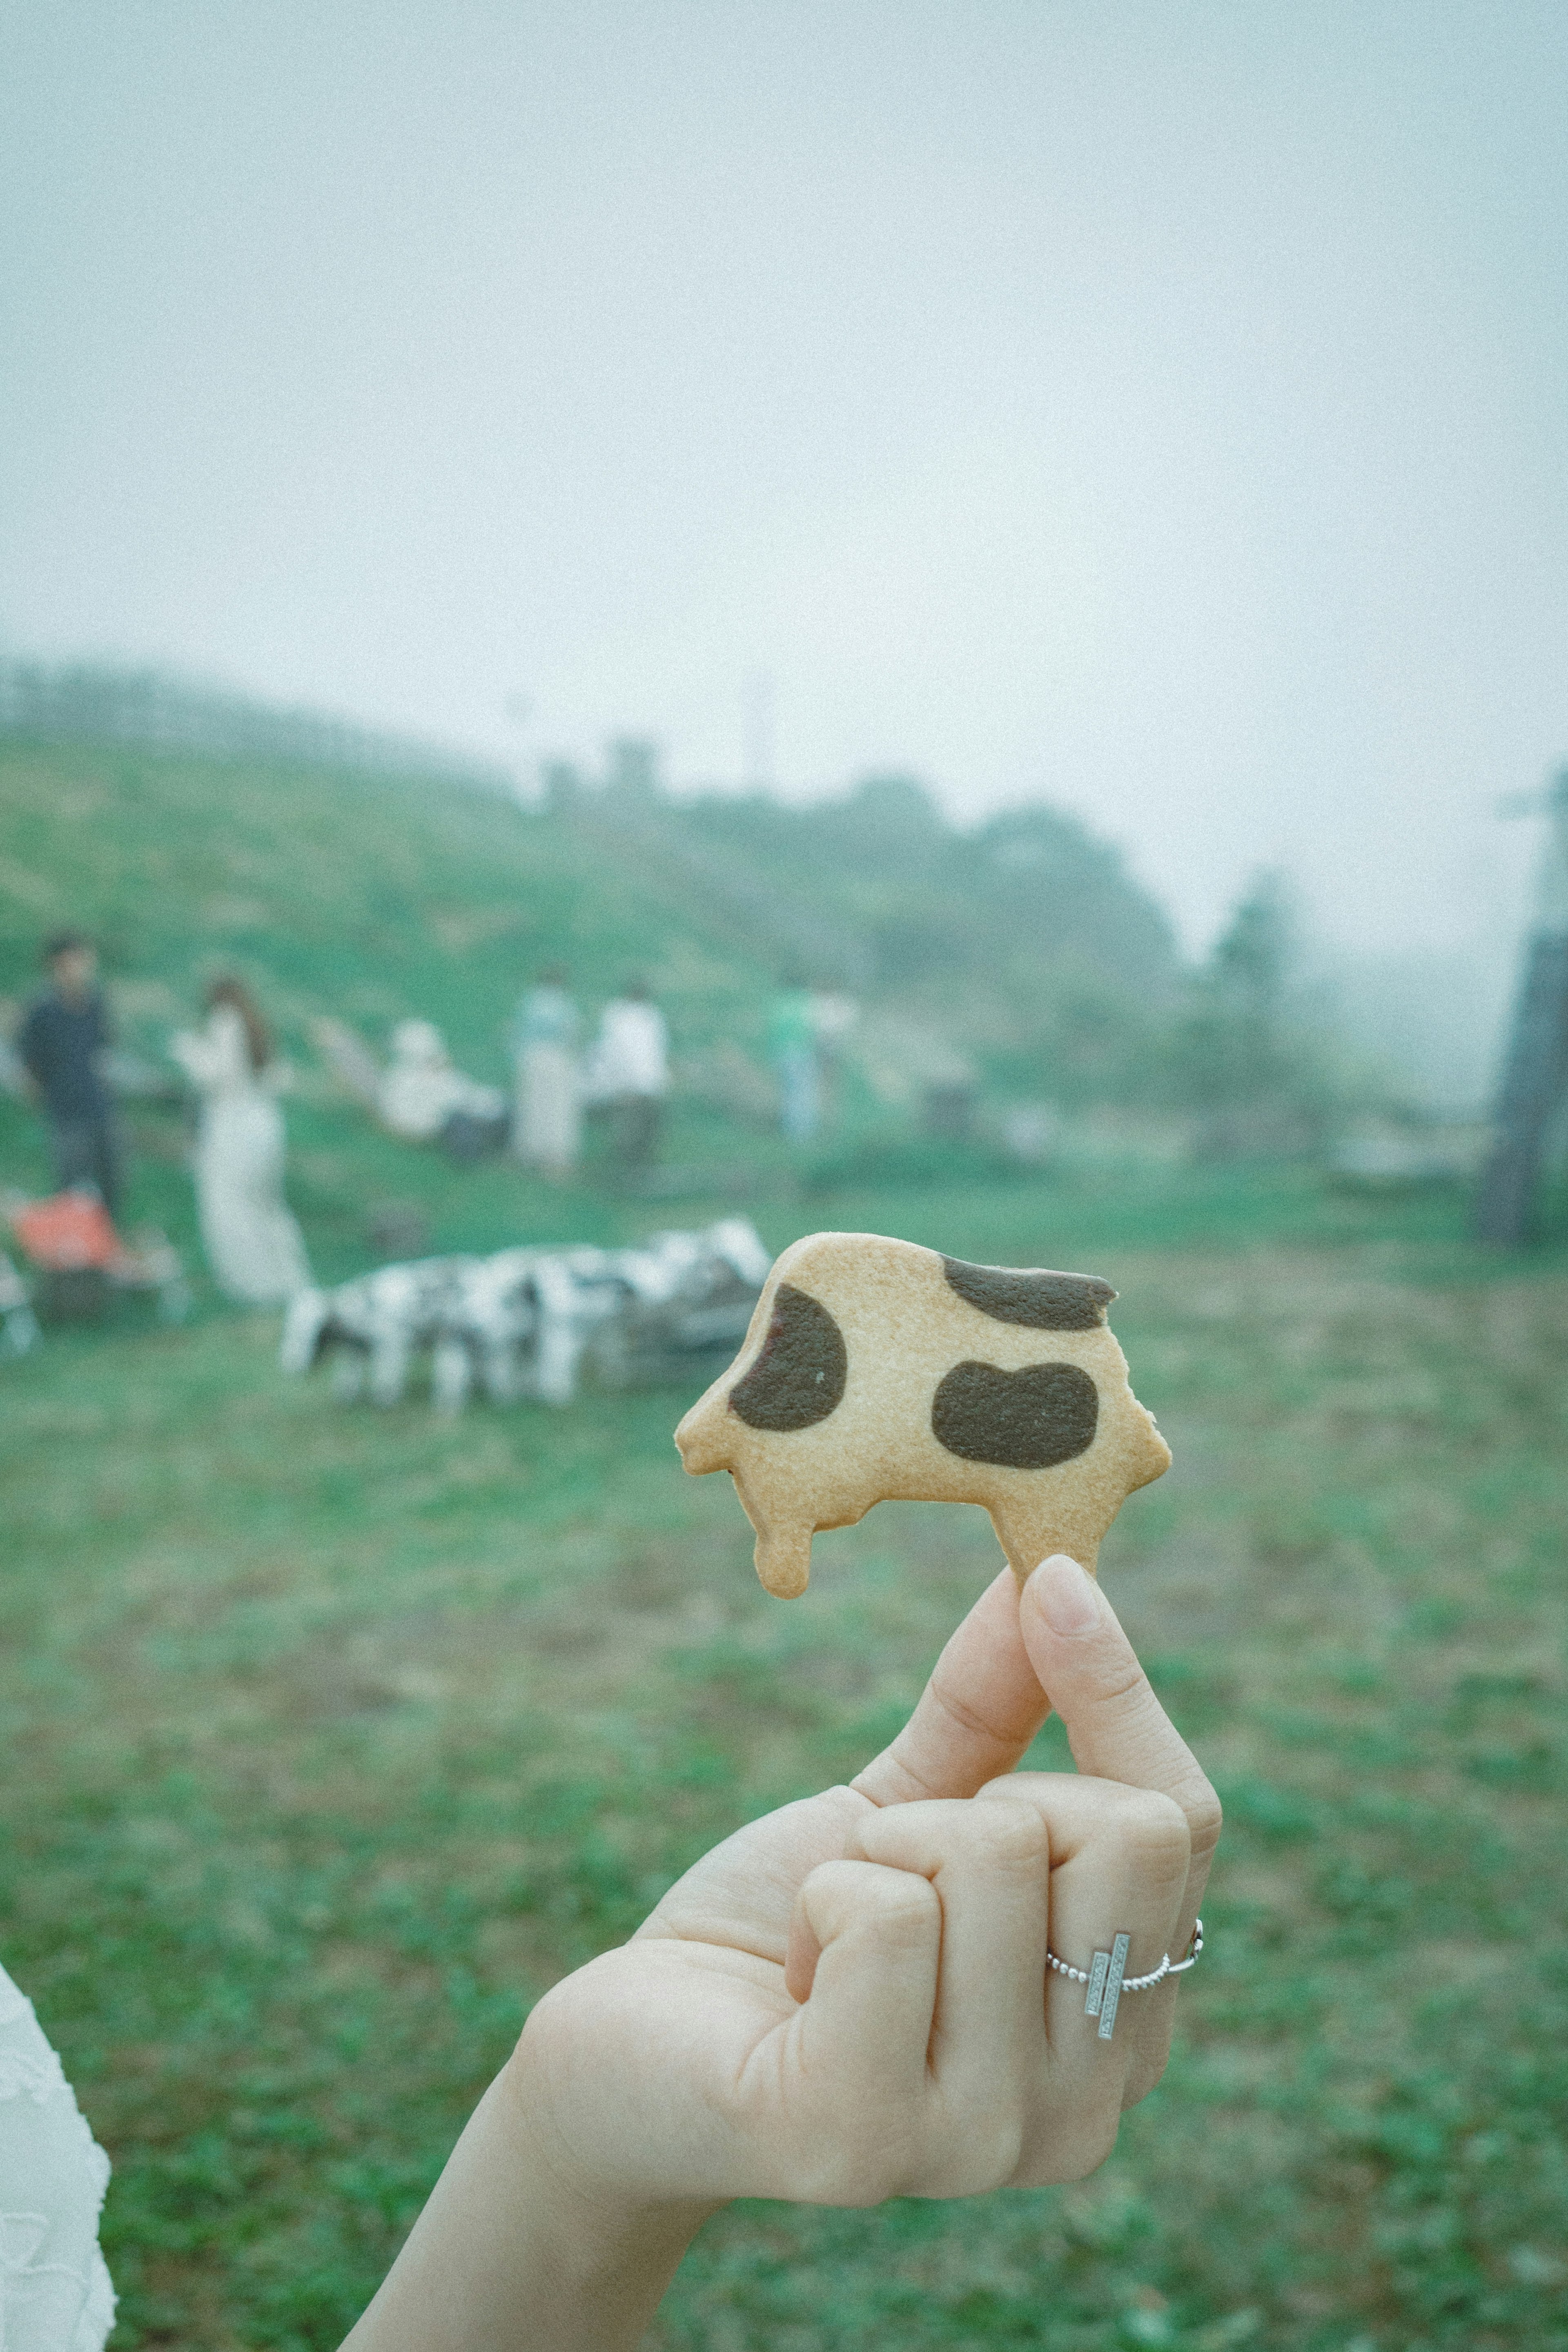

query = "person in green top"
[{"left": 767, "top": 972, "right": 819, "bottom": 1144}]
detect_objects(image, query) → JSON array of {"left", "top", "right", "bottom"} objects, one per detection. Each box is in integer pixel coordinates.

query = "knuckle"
[
  {"left": 1081, "top": 1654, "right": 1149, "bottom": 1710},
  {"left": 968, "top": 2111, "right": 1026, "bottom": 2189},
  {"left": 976, "top": 1770, "right": 1029, "bottom": 1802},
  {"left": 929, "top": 1671, "right": 1018, "bottom": 1755},
  {"left": 801, "top": 2117, "right": 921, "bottom": 2206},
  {"left": 799, "top": 1857, "right": 859, "bottom": 1920},
  {"left": 1110, "top": 1788, "right": 1192, "bottom": 1875},
  {"left": 1183, "top": 1777, "right": 1224, "bottom": 1857},
  {"left": 908, "top": 2112, "right": 1023, "bottom": 2200},
  {"left": 861, "top": 1869, "right": 942, "bottom": 1942},
  {"left": 852, "top": 1798, "right": 953, "bottom": 1867},
  {"left": 970, "top": 1800, "right": 1050, "bottom": 1873},
  {"left": 1053, "top": 2104, "right": 1123, "bottom": 2183},
  {"left": 1121, "top": 2044, "right": 1171, "bottom": 2107},
  {"left": 888, "top": 1797, "right": 968, "bottom": 1831}
]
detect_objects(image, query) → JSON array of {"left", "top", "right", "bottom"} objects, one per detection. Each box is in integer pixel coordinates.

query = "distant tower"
[
  {"left": 744, "top": 670, "right": 775, "bottom": 791},
  {"left": 1472, "top": 767, "right": 1568, "bottom": 1245}
]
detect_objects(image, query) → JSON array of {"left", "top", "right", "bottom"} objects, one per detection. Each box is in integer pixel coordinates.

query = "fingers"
[
  {"left": 852, "top": 1798, "right": 1049, "bottom": 2182},
  {"left": 1019, "top": 1556, "right": 1223, "bottom": 1866},
  {"left": 784, "top": 1858, "right": 939, "bottom": 2179},
  {"left": 974, "top": 1774, "right": 1191, "bottom": 2001},
  {"left": 852, "top": 1568, "right": 1049, "bottom": 1806},
  {"left": 642, "top": 1784, "right": 875, "bottom": 1962},
  {"left": 781, "top": 1777, "right": 1200, "bottom": 2201},
  {"left": 767, "top": 1559, "right": 1222, "bottom": 2199},
  {"left": 789, "top": 1800, "right": 1056, "bottom": 2198},
  {"left": 968, "top": 1768, "right": 1193, "bottom": 2169}
]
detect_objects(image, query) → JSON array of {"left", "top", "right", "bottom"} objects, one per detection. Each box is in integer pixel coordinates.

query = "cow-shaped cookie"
[{"left": 674, "top": 1232, "right": 1170, "bottom": 1597}]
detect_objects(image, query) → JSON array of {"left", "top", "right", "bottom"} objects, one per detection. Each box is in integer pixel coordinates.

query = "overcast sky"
[{"left": 3, "top": 1, "right": 1565, "bottom": 964}]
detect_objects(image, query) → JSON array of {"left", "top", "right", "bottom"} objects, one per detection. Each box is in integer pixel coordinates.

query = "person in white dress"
[
  {"left": 510, "top": 968, "right": 581, "bottom": 1179},
  {"left": 583, "top": 980, "right": 668, "bottom": 1175},
  {"left": 0, "top": 1960, "right": 116, "bottom": 2352},
  {"left": 170, "top": 980, "right": 312, "bottom": 1305}
]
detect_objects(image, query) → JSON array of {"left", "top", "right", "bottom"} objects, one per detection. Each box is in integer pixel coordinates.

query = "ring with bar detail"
[{"left": 1046, "top": 1918, "right": 1203, "bottom": 2041}]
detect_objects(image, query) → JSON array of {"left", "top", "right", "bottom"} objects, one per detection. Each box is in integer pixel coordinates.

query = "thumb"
[
  {"left": 1019, "top": 1555, "right": 1221, "bottom": 1861},
  {"left": 852, "top": 1567, "right": 1050, "bottom": 1806},
  {"left": 786, "top": 1859, "right": 938, "bottom": 2101}
]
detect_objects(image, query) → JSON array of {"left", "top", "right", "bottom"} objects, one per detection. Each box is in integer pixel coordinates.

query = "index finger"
[
  {"left": 853, "top": 1568, "right": 1049, "bottom": 1806},
  {"left": 1019, "top": 1555, "right": 1222, "bottom": 1862}
]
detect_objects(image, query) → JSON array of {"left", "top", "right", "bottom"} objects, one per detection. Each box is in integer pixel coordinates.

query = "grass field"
[
  {"left": 2, "top": 734, "right": 1564, "bottom": 2348},
  {"left": 4, "top": 1119, "right": 1566, "bottom": 2352}
]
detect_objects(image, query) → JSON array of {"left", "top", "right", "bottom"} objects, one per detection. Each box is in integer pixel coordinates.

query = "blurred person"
[
  {"left": 510, "top": 965, "right": 582, "bottom": 1179},
  {"left": 170, "top": 978, "right": 311, "bottom": 1305},
  {"left": 766, "top": 970, "right": 820, "bottom": 1144},
  {"left": 17, "top": 932, "right": 122, "bottom": 1217},
  {"left": 0, "top": 1026, "right": 30, "bottom": 1101},
  {"left": 377, "top": 1020, "right": 508, "bottom": 1159},
  {"left": 343, "top": 1554, "right": 1219, "bottom": 2350},
  {"left": 586, "top": 978, "right": 668, "bottom": 1174},
  {"left": 809, "top": 988, "right": 858, "bottom": 1124}
]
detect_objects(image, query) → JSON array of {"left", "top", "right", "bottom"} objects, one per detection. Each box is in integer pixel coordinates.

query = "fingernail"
[{"left": 1031, "top": 1553, "right": 1100, "bottom": 1637}]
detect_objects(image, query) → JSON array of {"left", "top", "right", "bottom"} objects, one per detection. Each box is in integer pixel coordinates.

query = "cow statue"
[
  {"left": 673, "top": 1231, "right": 1171, "bottom": 1598},
  {"left": 280, "top": 1257, "right": 477, "bottom": 1407},
  {"left": 281, "top": 1220, "right": 774, "bottom": 1412}
]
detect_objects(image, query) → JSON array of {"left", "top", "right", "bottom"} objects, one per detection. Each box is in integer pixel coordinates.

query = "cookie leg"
[
  {"left": 751, "top": 1520, "right": 815, "bottom": 1599},
  {"left": 988, "top": 1505, "right": 1100, "bottom": 1588}
]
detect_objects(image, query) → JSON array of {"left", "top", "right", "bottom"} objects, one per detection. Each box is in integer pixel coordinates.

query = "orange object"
[{"left": 9, "top": 1191, "right": 123, "bottom": 1271}]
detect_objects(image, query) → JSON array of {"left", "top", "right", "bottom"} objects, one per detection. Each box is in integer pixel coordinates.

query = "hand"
[
  {"left": 535, "top": 1550, "right": 1218, "bottom": 2200},
  {"left": 343, "top": 1555, "right": 1220, "bottom": 2351}
]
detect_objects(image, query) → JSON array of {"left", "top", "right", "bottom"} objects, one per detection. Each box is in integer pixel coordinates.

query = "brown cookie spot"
[
  {"left": 729, "top": 1284, "right": 848, "bottom": 1431},
  {"left": 931, "top": 1359, "right": 1099, "bottom": 1468},
  {"left": 942, "top": 1256, "right": 1115, "bottom": 1331}
]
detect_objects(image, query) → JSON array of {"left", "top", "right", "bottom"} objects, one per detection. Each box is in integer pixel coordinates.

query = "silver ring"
[{"left": 1046, "top": 1919, "right": 1203, "bottom": 2040}]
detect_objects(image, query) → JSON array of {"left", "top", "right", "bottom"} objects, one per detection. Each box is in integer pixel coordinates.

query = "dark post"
[{"left": 1473, "top": 768, "right": 1568, "bottom": 1245}]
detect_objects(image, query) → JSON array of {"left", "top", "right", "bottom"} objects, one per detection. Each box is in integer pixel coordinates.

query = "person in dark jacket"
[{"left": 17, "top": 932, "right": 122, "bottom": 1217}]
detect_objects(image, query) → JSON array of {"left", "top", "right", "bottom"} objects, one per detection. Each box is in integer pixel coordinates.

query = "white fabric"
[
  {"left": 585, "top": 1001, "right": 668, "bottom": 1101},
  {"left": 513, "top": 1041, "right": 580, "bottom": 1172},
  {"left": 377, "top": 1021, "right": 506, "bottom": 1142},
  {"left": 171, "top": 1007, "right": 312, "bottom": 1304},
  {"left": 0, "top": 1963, "right": 115, "bottom": 2352}
]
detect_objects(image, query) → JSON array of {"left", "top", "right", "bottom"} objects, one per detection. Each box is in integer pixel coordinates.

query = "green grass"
[
  {"left": 2, "top": 734, "right": 1565, "bottom": 2348},
  {"left": 3, "top": 1138, "right": 1567, "bottom": 2352}
]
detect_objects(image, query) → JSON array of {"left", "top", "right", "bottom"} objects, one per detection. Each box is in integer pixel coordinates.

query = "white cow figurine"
[
  {"left": 281, "top": 1258, "right": 477, "bottom": 1406},
  {"left": 281, "top": 1220, "right": 773, "bottom": 1411}
]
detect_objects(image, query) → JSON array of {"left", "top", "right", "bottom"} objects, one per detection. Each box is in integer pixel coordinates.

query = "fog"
[{"left": 4, "top": 1, "right": 1565, "bottom": 1033}]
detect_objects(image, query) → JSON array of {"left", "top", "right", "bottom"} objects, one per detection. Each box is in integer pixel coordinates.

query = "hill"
[{"left": 0, "top": 732, "right": 1178, "bottom": 1214}]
